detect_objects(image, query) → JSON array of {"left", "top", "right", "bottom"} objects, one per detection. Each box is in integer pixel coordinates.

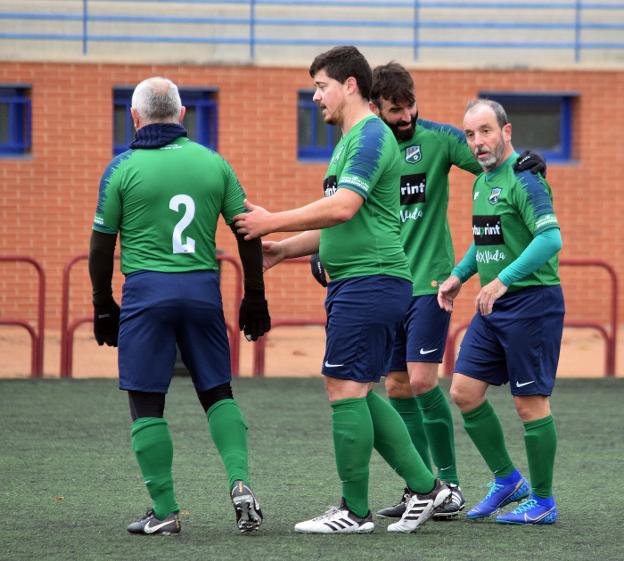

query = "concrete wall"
[{"left": 1, "top": 1, "right": 623, "bottom": 68}]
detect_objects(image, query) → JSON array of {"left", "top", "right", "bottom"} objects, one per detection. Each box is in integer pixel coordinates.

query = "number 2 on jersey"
[{"left": 169, "top": 194, "right": 196, "bottom": 254}]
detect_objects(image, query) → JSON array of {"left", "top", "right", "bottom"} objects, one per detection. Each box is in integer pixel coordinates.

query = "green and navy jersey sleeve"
[
  {"left": 396, "top": 120, "right": 481, "bottom": 295},
  {"left": 470, "top": 154, "right": 561, "bottom": 290},
  {"left": 92, "top": 137, "right": 243, "bottom": 275},
  {"left": 336, "top": 116, "right": 392, "bottom": 199},
  {"left": 93, "top": 150, "right": 132, "bottom": 235},
  {"left": 511, "top": 170, "right": 560, "bottom": 236},
  {"left": 319, "top": 116, "right": 412, "bottom": 282},
  {"left": 418, "top": 119, "right": 482, "bottom": 175},
  {"left": 219, "top": 156, "right": 247, "bottom": 224}
]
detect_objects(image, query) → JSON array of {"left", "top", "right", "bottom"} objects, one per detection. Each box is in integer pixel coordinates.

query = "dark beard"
[{"left": 387, "top": 112, "right": 418, "bottom": 141}]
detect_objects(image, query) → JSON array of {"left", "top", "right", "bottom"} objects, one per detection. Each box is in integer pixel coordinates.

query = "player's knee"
[
  {"left": 196, "top": 382, "right": 234, "bottom": 412},
  {"left": 410, "top": 377, "right": 437, "bottom": 396},
  {"left": 385, "top": 372, "right": 412, "bottom": 398},
  {"left": 449, "top": 382, "right": 472, "bottom": 411}
]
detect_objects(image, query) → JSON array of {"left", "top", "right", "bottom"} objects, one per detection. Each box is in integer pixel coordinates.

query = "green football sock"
[
  {"left": 417, "top": 386, "right": 459, "bottom": 484},
  {"left": 207, "top": 399, "right": 249, "bottom": 490},
  {"left": 331, "top": 397, "right": 373, "bottom": 518},
  {"left": 367, "top": 391, "right": 435, "bottom": 494},
  {"left": 389, "top": 397, "right": 432, "bottom": 472},
  {"left": 131, "top": 417, "right": 179, "bottom": 520},
  {"left": 524, "top": 415, "right": 557, "bottom": 498},
  {"left": 461, "top": 400, "right": 514, "bottom": 478}
]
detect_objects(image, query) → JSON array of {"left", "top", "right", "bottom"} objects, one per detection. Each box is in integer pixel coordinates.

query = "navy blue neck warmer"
[{"left": 130, "top": 123, "right": 187, "bottom": 149}]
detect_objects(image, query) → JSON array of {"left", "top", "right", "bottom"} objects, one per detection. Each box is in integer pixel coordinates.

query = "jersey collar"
[{"left": 130, "top": 123, "right": 188, "bottom": 149}]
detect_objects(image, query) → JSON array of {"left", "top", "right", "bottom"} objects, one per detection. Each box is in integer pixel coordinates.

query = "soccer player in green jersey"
[
  {"left": 438, "top": 99, "right": 563, "bottom": 525},
  {"left": 340, "top": 62, "right": 543, "bottom": 521},
  {"left": 235, "top": 46, "right": 451, "bottom": 534},
  {"left": 89, "top": 77, "right": 271, "bottom": 535}
]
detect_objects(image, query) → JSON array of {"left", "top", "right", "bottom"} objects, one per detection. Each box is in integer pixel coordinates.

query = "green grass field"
[{"left": 2, "top": 377, "right": 622, "bottom": 561}]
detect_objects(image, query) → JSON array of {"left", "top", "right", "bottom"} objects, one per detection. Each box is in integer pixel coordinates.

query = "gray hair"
[
  {"left": 131, "top": 77, "right": 182, "bottom": 123},
  {"left": 465, "top": 98, "right": 509, "bottom": 128}
]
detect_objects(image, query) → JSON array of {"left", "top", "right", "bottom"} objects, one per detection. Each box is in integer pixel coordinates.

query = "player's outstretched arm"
[
  {"left": 263, "top": 230, "right": 322, "bottom": 274},
  {"left": 233, "top": 190, "right": 363, "bottom": 240}
]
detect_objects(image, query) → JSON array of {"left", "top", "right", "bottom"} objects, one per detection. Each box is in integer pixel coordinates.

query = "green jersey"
[
  {"left": 397, "top": 119, "right": 482, "bottom": 295},
  {"left": 471, "top": 153, "right": 560, "bottom": 290},
  {"left": 319, "top": 115, "right": 411, "bottom": 282},
  {"left": 93, "top": 136, "right": 246, "bottom": 275}
]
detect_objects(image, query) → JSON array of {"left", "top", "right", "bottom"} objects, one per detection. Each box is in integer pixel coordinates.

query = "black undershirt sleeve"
[
  {"left": 88, "top": 230, "right": 117, "bottom": 306},
  {"left": 229, "top": 224, "right": 265, "bottom": 295}
]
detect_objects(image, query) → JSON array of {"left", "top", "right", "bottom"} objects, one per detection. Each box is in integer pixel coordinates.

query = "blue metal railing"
[{"left": 0, "top": 0, "right": 623, "bottom": 63}]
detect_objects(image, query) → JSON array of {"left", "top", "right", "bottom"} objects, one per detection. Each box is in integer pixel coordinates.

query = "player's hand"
[
  {"left": 262, "top": 240, "right": 286, "bottom": 272},
  {"left": 475, "top": 277, "right": 508, "bottom": 316},
  {"left": 239, "top": 289, "right": 271, "bottom": 342},
  {"left": 310, "top": 253, "right": 328, "bottom": 287},
  {"left": 93, "top": 299, "right": 120, "bottom": 347},
  {"left": 513, "top": 150, "right": 547, "bottom": 177},
  {"left": 437, "top": 275, "right": 462, "bottom": 312},
  {"left": 234, "top": 199, "right": 273, "bottom": 241}
]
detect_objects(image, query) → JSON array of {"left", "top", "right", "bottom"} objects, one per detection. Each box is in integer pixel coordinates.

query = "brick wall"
[{"left": 1, "top": 62, "right": 622, "bottom": 370}]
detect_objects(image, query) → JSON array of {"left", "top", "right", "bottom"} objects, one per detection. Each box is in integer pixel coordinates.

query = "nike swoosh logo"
[
  {"left": 419, "top": 348, "right": 438, "bottom": 355},
  {"left": 324, "top": 361, "right": 344, "bottom": 368},
  {"left": 515, "top": 380, "right": 535, "bottom": 388},
  {"left": 144, "top": 519, "right": 175, "bottom": 534}
]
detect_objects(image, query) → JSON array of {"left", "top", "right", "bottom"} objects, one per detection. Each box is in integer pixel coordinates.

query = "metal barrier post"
[{"left": 0, "top": 256, "right": 46, "bottom": 377}]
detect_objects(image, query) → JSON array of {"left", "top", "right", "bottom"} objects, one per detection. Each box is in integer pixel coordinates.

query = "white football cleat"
[
  {"left": 295, "top": 500, "right": 374, "bottom": 534},
  {"left": 387, "top": 480, "right": 452, "bottom": 533}
]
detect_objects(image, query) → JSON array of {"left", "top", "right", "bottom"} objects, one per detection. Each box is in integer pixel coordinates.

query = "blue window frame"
[
  {"left": 298, "top": 90, "right": 341, "bottom": 160},
  {"left": 0, "top": 86, "right": 31, "bottom": 156},
  {"left": 479, "top": 92, "right": 576, "bottom": 162},
  {"left": 113, "top": 87, "right": 218, "bottom": 155}
]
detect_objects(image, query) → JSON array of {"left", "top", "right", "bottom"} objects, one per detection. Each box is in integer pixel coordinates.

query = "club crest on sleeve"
[
  {"left": 488, "top": 187, "right": 502, "bottom": 204},
  {"left": 405, "top": 145, "right": 422, "bottom": 163}
]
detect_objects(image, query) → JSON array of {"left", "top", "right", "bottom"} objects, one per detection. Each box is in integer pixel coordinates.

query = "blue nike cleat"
[
  {"left": 466, "top": 470, "right": 530, "bottom": 520},
  {"left": 496, "top": 495, "right": 557, "bottom": 525}
]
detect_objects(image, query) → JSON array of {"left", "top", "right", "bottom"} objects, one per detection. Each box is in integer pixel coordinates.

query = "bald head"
[{"left": 131, "top": 77, "right": 183, "bottom": 127}]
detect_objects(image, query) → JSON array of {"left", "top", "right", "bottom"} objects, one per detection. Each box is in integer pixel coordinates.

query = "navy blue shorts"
[
  {"left": 455, "top": 285, "right": 564, "bottom": 396},
  {"left": 322, "top": 275, "right": 412, "bottom": 383},
  {"left": 388, "top": 294, "right": 452, "bottom": 371},
  {"left": 118, "top": 270, "right": 231, "bottom": 393}
]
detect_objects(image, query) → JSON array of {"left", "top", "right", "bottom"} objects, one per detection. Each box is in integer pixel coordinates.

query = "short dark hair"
[
  {"left": 309, "top": 45, "right": 372, "bottom": 100},
  {"left": 371, "top": 62, "right": 415, "bottom": 109}
]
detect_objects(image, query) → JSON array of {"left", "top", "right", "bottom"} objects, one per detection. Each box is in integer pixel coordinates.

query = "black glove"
[
  {"left": 310, "top": 253, "right": 328, "bottom": 287},
  {"left": 93, "top": 299, "right": 120, "bottom": 347},
  {"left": 239, "top": 290, "right": 271, "bottom": 342},
  {"left": 513, "top": 149, "right": 547, "bottom": 177}
]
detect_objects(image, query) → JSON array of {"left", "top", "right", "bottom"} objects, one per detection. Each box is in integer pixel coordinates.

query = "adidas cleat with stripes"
[
  {"left": 376, "top": 487, "right": 409, "bottom": 518},
  {"left": 467, "top": 471, "right": 530, "bottom": 520},
  {"left": 433, "top": 483, "right": 465, "bottom": 519},
  {"left": 496, "top": 496, "right": 557, "bottom": 525},
  {"left": 387, "top": 480, "right": 452, "bottom": 533},
  {"left": 127, "top": 509, "right": 181, "bottom": 535},
  {"left": 294, "top": 500, "right": 374, "bottom": 534},
  {"left": 231, "top": 480, "right": 263, "bottom": 533}
]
